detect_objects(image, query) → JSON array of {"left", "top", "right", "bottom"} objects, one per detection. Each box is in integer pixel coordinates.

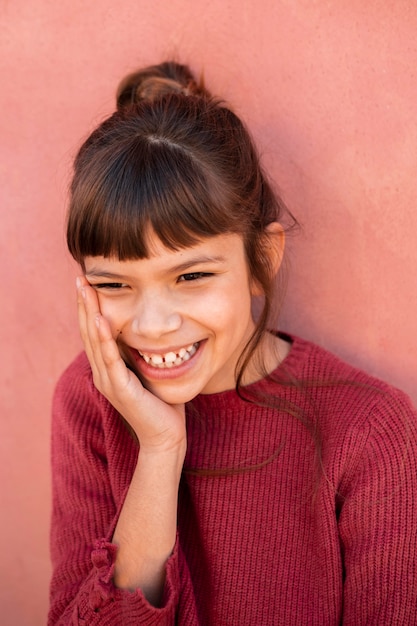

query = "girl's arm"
[
  {"left": 77, "top": 279, "right": 187, "bottom": 604},
  {"left": 339, "top": 388, "right": 417, "bottom": 625},
  {"left": 111, "top": 441, "right": 185, "bottom": 604},
  {"left": 48, "top": 281, "right": 193, "bottom": 625},
  {"left": 49, "top": 360, "right": 188, "bottom": 625}
]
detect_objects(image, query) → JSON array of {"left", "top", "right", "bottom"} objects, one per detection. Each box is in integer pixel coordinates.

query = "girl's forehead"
[
  {"left": 83, "top": 232, "right": 246, "bottom": 274},
  {"left": 145, "top": 228, "right": 186, "bottom": 257},
  {"left": 144, "top": 229, "right": 244, "bottom": 259}
]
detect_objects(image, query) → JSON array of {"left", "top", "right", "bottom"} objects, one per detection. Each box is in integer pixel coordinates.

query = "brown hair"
[{"left": 67, "top": 61, "right": 297, "bottom": 392}]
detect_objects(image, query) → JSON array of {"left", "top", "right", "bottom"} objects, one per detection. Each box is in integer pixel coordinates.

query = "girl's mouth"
[{"left": 137, "top": 342, "right": 199, "bottom": 369}]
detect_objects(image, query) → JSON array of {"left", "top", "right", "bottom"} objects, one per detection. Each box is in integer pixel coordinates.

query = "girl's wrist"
[{"left": 138, "top": 439, "right": 187, "bottom": 471}]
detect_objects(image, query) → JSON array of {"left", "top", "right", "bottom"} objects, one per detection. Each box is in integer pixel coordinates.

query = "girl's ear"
[
  {"left": 251, "top": 222, "right": 285, "bottom": 296},
  {"left": 264, "top": 221, "right": 285, "bottom": 275}
]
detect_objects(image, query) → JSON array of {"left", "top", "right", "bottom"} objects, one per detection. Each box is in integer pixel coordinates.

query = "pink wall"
[{"left": 1, "top": 2, "right": 416, "bottom": 624}]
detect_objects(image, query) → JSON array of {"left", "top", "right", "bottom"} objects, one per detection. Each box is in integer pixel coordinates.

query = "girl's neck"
[{"left": 240, "top": 331, "right": 291, "bottom": 387}]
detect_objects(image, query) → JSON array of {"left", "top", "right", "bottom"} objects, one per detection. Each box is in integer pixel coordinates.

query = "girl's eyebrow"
[
  {"left": 168, "top": 254, "right": 226, "bottom": 274},
  {"left": 84, "top": 270, "right": 129, "bottom": 279},
  {"left": 85, "top": 255, "right": 227, "bottom": 279}
]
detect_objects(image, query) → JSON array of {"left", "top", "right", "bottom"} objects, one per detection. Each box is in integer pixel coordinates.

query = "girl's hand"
[{"left": 76, "top": 276, "right": 186, "bottom": 454}]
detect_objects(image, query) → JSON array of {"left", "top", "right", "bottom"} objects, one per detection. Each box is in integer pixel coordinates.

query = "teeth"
[
  {"left": 164, "top": 352, "right": 177, "bottom": 364},
  {"left": 138, "top": 343, "right": 199, "bottom": 368}
]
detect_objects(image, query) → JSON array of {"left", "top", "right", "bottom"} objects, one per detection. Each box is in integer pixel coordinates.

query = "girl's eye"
[
  {"left": 178, "top": 272, "right": 211, "bottom": 282},
  {"left": 92, "top": 282, "right": 128, "bottom": 290}
]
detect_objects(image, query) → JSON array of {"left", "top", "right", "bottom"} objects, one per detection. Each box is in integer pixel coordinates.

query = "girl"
[{"left": 49, "top": 61, "right": 417, "bottom": 625}]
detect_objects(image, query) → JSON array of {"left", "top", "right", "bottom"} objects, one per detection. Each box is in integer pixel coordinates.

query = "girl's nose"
[{"left": 130, "top": 296, "right": 182, "bottom": 339}]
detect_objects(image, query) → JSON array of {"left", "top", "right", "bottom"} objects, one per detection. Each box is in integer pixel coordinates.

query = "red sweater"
[{"left": 49, "top": 335, "right": 417, "bottom": 625}]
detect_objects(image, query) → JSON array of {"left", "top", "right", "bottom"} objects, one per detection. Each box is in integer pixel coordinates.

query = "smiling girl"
[{"left": 48, "top": 62, "right": 417, "bottom": 625}]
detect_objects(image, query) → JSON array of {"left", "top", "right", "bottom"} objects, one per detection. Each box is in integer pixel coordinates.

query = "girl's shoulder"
[
  {"left": 54, "top": 350, "right": 95, "bottom": 397},
  {"left": 52, "top": 351, "right": 108, "bottom": 430},
  {"left": 281, "top": 332, "right": 409, "bottom": 394},
  {"left": 278, "top": 332, "right": 416, "bottom": 430},
  {"left": 274, "top": 335, "right": 417, "bottom": 491}
]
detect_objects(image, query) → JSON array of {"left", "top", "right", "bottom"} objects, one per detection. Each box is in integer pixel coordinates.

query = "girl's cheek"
[{"left": 97, "top": 299, "right": 126, "bottom": 338}]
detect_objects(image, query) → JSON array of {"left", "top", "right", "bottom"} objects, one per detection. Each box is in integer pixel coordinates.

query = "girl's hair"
[{"left": 67, "top": 61, "right": 296, "bottom": 391}]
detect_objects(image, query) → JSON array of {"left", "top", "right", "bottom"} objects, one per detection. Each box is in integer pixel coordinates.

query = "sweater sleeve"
[
  {"left": 48, "top": 357, "right": 181, "bottom": 626},
  {"left": 338, "top": 387, "right": 417, "bottom": 626}
]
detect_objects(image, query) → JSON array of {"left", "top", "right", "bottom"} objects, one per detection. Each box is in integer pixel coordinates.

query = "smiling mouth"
[{"left": 138, "top": 342, "right": 199, "bottom": 369}]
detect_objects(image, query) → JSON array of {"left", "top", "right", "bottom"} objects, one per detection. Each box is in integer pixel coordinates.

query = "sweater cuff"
[
  {"left": 87, "top": 537, "right": 180, "bottom": 620},
  {"left": 89, "top": 540, "right": 118, "bottom": 609}
]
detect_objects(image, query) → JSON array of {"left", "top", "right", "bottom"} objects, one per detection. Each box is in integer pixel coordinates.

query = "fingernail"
[
  {"left": 95, "top": 314, "right": 100, "bottom": 328},
  {"left": 76, "top": 277, "right": 82, "bottom": 289}
]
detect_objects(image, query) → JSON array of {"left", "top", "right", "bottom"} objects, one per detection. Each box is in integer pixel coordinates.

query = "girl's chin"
[{"left": 133, "top": 370, "right": 205, "bottom": 404}]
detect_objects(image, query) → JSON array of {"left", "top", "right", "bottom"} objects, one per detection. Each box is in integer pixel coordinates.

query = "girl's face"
[{"left": 84, "top": 231, "right": 260, "bottom": 405}]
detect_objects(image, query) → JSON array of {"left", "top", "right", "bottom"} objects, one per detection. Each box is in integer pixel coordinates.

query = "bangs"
[{"left": 67, "top": 131, "right": 246, "bottom": 263}]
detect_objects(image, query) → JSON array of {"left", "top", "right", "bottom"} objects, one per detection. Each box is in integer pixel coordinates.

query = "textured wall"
[{"left": 1, "top": 2, "right": 416, "bottom": 624}]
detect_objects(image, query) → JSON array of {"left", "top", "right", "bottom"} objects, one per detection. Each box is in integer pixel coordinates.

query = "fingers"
[
  {"left": 76, "top": 276, "right": 125, "bottom": 395},
  {"left": 95, "top": 313, "right": 133, "bottom": 394},
  {"left": 76, "top": 277, "right": 143, "bottom": 404},
  {"left": 76, "top": 276, "right": 102, "bottom": 380}
]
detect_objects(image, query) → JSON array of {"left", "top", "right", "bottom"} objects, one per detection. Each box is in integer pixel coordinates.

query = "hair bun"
[{"left": 116, "top": 61, "right": 209, "bottom": 109}]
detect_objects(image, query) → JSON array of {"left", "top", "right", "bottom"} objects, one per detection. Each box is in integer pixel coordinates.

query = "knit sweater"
[{"left": 48, "top": 334, "right": 417, "bottom": 625}]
